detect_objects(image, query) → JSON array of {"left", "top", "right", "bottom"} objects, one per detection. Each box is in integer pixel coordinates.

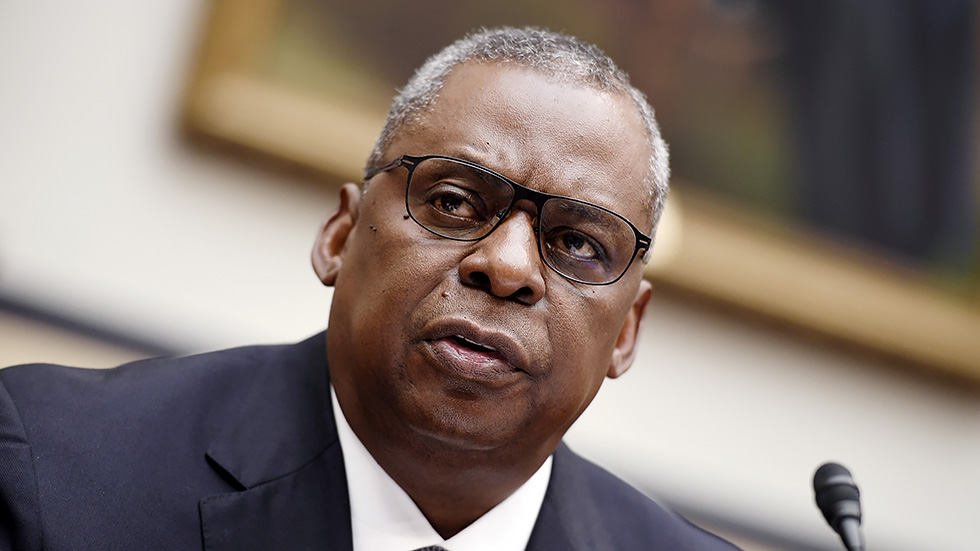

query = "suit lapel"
[
  {"left": 525, "top": 492, "right": 580, "bottom": 551},
  {"left": 197, "top": 333, "right": 353, "bottom": 551},
  {"left": 200, "top": 441, "right": 352, "bottom": 551},
  {"left": 525, "top": 443, "right": 611, "bottom": 551}
]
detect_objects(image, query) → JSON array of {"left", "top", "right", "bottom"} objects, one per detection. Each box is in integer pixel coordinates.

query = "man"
[{"left": 0, "top": 27, "right": 740, "bottom": 550}]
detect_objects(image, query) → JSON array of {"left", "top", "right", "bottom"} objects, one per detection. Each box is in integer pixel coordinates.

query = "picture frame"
[{"left": 181, "top": 0, "right": 980, "bottom": 383}]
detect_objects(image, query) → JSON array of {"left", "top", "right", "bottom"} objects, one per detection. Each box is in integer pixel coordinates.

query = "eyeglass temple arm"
[
  {"left": 639, "top": 232, "right": 653, "bottom": 264},
  {"left": 364, "top": 156, "right": 412, "bottom": 180}
]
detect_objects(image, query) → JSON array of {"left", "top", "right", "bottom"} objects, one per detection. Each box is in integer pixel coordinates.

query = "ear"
[
  {"left": 607, "top": 278, "right": 652, "bottom": 379},
  {"left": 312, "top": 183, "right": 362, "bottom": 286}
]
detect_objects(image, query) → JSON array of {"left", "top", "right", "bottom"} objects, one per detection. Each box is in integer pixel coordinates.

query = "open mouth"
[
  {"left": 450, "top": 334, "right": 497, "bottom": 354},
  {"left": 424, "top": 334, "right": 515, "bottom": 381},
  {"left": 419, "top": 318, "right": 529, "bottom": 378}
]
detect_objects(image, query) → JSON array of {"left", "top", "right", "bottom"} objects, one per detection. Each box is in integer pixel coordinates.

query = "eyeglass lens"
[{"left": 405, "top": 157, "right": 640, "bottom": 284}]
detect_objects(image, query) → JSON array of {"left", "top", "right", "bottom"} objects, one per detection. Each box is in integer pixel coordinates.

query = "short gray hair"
[{"left": 365, "top": 26, "right": 670, "bottom": 234}]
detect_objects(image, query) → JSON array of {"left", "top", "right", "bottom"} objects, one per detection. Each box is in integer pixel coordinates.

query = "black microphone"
[{"left": 813, "top": 462, "right": 865, "bottom": 551}]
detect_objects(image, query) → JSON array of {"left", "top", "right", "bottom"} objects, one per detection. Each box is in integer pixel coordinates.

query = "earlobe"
[
  {"left": 607, "top": 279, "right": 652, "bottom": 379},
  {"left": 312, "top": 183, "right": 362, "bottom": 286}
]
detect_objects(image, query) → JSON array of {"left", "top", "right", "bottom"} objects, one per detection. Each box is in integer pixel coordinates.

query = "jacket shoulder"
[
  {"left": 0, "top": 333, "right": 330, "bottom": 550},
  {"left": 0, "top": 333, "right": 327, "bottom": 427},
  {"left": 538, "top": 443, "right": 742, "bottom": 551}
]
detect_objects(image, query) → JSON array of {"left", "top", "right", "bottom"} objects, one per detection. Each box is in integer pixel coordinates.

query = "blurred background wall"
[{"left": 1, "top": 1, "right": 978, "bottom": 550}]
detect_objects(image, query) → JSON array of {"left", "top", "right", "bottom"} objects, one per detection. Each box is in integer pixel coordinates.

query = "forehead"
[{"left": 388, "top": 62, "right": 653, "bottom": 230}]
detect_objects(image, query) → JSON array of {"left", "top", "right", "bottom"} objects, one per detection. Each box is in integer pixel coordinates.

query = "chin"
[{"left": 403, "top": 404, "right": 529, "bottom": 455}]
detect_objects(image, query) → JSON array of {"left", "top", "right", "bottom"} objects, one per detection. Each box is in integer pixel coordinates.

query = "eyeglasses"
[{"left": 366, "top": 155, "right": 652, "bottom": 285}]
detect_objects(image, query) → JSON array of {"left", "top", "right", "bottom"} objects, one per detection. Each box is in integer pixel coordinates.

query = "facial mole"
[
  {"left": 369, "top": 225, "right": 377, "bottom": 232},
  {"left": 403, "top": 214, "right": 411, "bottom": 220}
]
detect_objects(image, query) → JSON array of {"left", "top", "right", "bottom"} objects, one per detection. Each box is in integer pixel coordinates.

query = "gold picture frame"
[{"left": 182, "top": 0, "right": 980, "bottom": 383}]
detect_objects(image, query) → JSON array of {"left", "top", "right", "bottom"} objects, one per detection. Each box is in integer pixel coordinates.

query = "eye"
[
  {"left": 434, "top": 191, "right": 470, "bottom": 216},
  {"left": 546, "top": 227, "right": 608, "bottom": 263},
  {"left": 422, "top": 183, "right": 487, "bottom": 224}
]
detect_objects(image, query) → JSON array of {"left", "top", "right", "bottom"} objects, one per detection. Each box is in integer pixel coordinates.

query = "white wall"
[
  {"left": 2, "top": 2, "right": 977, "bottom": 551},
  {"left": 0, "top": 0, "right": 337, "bottom": 352}
]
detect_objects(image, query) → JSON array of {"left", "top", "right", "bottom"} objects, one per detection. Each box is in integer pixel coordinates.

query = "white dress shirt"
[{"left": 330, "top": 387, "right": 552, "bottom": 551}]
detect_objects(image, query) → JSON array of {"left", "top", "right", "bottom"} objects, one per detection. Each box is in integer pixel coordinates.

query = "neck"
[
  {"left": 367, "top": 437, "right": 547, "bottom": 538},
  {"left": 327, "top": 361, "right": 559, "bottom": 538}
]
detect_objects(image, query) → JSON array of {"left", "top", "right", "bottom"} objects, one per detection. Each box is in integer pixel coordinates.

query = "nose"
[{"left": 458, "top": 210, "right": 546, "bottom": 305}]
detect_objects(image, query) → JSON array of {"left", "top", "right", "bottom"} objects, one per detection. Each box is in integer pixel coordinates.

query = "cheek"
[
  {"left": 548, "top": 292, "right": 623, "bottom": 364},
  {"left": 353, "top": 204, "right": 429, "bottom": 285},
  {"left": 533, "top": 294, "right": 624, "bottom": 415},
  {"left": 341, "top": 212, "right": 459, "bottom": 338}
]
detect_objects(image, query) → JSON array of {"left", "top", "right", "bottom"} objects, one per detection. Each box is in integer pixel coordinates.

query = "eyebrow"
[
  {"left": 429, "top": 158, "right": 502, "bottom": 192},
  {"left": 549, "top": 198, "right": 610, "bottom": 225},
  {"left": 444, "top": 151, "right": 503, "bottom": 173},
  {"left": 445, "top": 148, "right": 478, "bottom": 160}
]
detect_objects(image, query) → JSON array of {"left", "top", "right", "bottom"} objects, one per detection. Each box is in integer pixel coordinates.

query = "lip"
[{"left": 419, "top": 318, "right": 531, "bottom": 380}]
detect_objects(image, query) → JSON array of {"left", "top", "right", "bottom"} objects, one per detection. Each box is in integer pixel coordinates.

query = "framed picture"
[{"left": 182, "top": 0, "right": 980, "bottom": 382}]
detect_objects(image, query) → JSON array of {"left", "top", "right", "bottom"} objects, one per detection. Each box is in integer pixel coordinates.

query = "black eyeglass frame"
[{"left": 365, "top": 154, "right": 653, "bottom": 285}]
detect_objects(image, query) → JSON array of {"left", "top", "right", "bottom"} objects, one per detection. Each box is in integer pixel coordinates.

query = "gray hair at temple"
[{"left": 365, "top": 26, "right": 671, "bottom": 237}]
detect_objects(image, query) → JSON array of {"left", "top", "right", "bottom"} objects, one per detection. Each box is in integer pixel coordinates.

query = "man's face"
[{"left": 317, "top": 62, "right": 653, "bottom": 470}]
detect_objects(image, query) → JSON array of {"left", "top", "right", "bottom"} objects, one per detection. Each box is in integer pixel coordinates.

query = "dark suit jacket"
[{"left": 0, "top": 333, "right": 740, "bottom": 550}]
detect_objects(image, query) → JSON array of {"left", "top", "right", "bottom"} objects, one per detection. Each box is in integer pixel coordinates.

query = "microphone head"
[{"left": 813, "top": 462, "right": 861, "bottom": 527}]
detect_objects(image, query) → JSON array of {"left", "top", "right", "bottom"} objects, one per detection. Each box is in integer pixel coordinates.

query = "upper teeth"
[{"left": 456, "top": 335, "right": 496, "bottom": 352}]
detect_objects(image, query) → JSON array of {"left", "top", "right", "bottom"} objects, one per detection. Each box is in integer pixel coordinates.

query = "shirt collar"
[{"left": 331, "top": 386, "right": 552, "bottom": 551}]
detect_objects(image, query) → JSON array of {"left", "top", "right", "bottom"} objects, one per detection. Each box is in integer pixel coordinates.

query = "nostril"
[
  {"left": 464, "top": 270, "right": 538, "bottom": 305},
  {"left": 510, "top": 286, "right": 537, "bottom": 306},
  {"left": 467, "top": 271, "right": 491, "bottom": 291}
]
